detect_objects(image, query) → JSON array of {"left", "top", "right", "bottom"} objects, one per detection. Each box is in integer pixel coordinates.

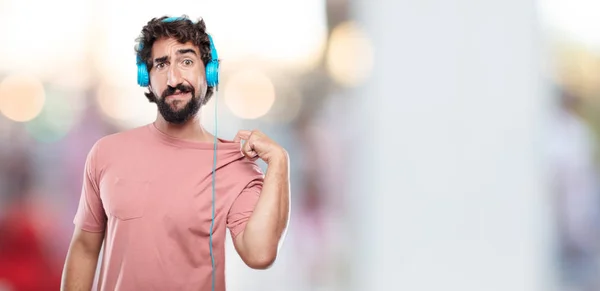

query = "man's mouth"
[{"left": 166, "top": 91, "right": 190, "bottom": 99}]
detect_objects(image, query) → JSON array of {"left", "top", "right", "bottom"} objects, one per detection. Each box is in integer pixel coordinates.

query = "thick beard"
[{"left": 155, "top": 84, "right": 202, "bottom": 124}]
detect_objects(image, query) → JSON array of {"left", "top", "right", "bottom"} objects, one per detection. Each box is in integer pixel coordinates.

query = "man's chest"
[{"left": 97, "top": 159, "right": 236, "bottom": 234}]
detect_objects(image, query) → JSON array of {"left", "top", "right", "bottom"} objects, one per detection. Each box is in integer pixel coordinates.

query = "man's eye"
[
  {"left": 183, "top": 60, "right": 193, "bottom": 66},
  {"left": 156, "top": 63, "right": 166, "bottom": 69}
]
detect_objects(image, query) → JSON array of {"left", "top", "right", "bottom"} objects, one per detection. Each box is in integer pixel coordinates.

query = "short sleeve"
[
  {"left": 73, "top": 142, "right": 107, "bottom": 232},
  {"left": 226, "top": 162, "right": 264, "bottom": 239}
]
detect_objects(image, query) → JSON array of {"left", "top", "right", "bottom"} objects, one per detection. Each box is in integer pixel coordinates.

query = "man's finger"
[
  {"left": 234, "top": 130, "right": 251, "bottom": 142},
  {"left": 249, "top": 154, "right": 259, "bottom": 161},
  {"left": 243, "top": 138, "right": 254, "bottom": 154},
  {"left": 241, "top": 142, "right": 258, "bottom": 160},
  {"left": 242, "top": 150, "right": 258, "bottom": 160}
]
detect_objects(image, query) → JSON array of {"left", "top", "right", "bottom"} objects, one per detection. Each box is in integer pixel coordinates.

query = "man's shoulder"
[{"left": 91, "top": 124, "right": 151, "bottom": 155}]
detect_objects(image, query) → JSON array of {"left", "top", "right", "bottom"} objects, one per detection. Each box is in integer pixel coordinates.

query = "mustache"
[{"left": 161, "top": 84, "right": 195, "bottom": 99}]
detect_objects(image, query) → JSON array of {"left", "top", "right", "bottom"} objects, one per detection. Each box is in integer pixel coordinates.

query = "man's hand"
[{"left": 234, "top": 130, "right": 288, "bottom": 164}]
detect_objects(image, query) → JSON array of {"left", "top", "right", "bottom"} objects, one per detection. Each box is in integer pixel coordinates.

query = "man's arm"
[
  {"left": 61, "top": 228, "right": 104, "bottom": 291},
  {"left": 63, "top": 141, "right": 107, "bottom": 289},
  {"left": 232, "top": 130, "right": 291, "bottom": 269},
  {"left": 234, "top": 156, "right": 290, "bottom": 269}
]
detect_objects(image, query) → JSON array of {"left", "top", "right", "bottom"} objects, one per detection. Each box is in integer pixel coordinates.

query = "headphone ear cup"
[
  {"left": 137, "top": 62, "right": 149, "bottom": 87},
  {"left": 205, "top": 60, "right": 219, "bottom": 87},
  {"left": 136, "top": 48, "right": 150, "bottom": 87},
  {"left": 136, "top": 42, "right": 150, "bottom": 87}
]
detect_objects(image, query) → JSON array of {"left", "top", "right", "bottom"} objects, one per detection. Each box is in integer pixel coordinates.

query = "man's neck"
[{"left": 154, "top": 115, "right": 213, "bottom": 142}]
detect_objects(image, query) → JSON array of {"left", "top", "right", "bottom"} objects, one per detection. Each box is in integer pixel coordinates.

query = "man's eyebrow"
[
  {"left": 177, "top": 48, "right": 198, "bottom": 56},
  {"left": 154, "top": 55, "right": 168, "bottom": 64},
  {"left": 153, "top": 49, "right": 197, "bottom": 64}
]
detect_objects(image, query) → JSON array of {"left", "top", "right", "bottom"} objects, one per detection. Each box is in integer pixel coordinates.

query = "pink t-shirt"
[{"left": 73, "top": 123, "right": 264, "bottom": 291}]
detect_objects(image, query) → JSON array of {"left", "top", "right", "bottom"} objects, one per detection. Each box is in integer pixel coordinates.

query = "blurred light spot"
[
  {"left": 96, "top": 83, "right": 155, "bottom": 127},
  {"left": 25, "top": 88, "right": 83, "bottom": 143},
  {"left": 553, "top": 44, "right": 600, "bottom": 99},
  {"left": 0, "top": 74, "right": 46, "bottom": 122},
  {"left": 224, "top": 69, "right": 276, "bottom": 120},
  {"left": 97, "top": 84, "right": 127, "bottom": 120},
  {"left": 326, "top": 21, "right": 374, "bottom": 87}
]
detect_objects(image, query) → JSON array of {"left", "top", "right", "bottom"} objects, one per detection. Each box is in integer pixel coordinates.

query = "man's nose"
[{"left": 167, "top": 66, "right": 182, "bottom": 87}]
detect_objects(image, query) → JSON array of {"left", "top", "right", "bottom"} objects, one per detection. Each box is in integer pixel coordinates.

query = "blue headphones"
[{"left": 136, "top": 16, "right": 220, "bottom": 88}]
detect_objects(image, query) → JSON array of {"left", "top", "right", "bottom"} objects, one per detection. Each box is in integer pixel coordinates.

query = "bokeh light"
[
  {"left": 96, "top": 82, "right": 156, "bottom": 127},
  {"left": 224, "top": 69, "right": 276, "bottom": 120},
  {"left": 24, "top": 88, "right": 84, "bottom": 143},
  {"left": 0, "top": 73, "right": 46, "bottom": 122},
  {"left": 326, "top": 21, "right": 374, "bottom": 87},
  {"left": 552, "top": 43, "right": 600, "bottom": 99}
]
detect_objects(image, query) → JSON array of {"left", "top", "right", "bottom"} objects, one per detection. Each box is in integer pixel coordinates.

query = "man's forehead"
[{"left": 152, "top": 38, "right": 199, "bottom": 54}]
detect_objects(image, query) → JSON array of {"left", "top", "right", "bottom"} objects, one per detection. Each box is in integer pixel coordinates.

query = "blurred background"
[{"left": 1, "top": 0, "right": 600, "bottom": 290}]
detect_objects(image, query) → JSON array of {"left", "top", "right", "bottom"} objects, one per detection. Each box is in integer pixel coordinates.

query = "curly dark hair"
[{"left": 135, "top": 15, "right": 215, "bottom": 105}]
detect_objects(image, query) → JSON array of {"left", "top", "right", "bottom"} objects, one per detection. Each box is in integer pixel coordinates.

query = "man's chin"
[
  {"left": 159, "top": 107, "right": 198, "bottom": 124},
  {"left": 168, "top": 103, "right": 186, "bottom": 112},
  {"left": 165, "top": 118, "right": 188, "bottom": 125},
  {"left": 161, "top": 112, "right": 193, "bottom": 124},
  {"left": 168, "top": 98, "right": 188, "bottom": 106},
  {"left": 156, "top": 95, "right": 201, "bottom": 124}
]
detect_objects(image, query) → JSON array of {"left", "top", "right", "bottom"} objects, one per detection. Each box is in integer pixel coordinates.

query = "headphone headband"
[
  {"left": 162, "top": 16, "right": 188, "bottom": 22},
  {"left": 136, "top": 16, "right": 220, "bottom": 87}
]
